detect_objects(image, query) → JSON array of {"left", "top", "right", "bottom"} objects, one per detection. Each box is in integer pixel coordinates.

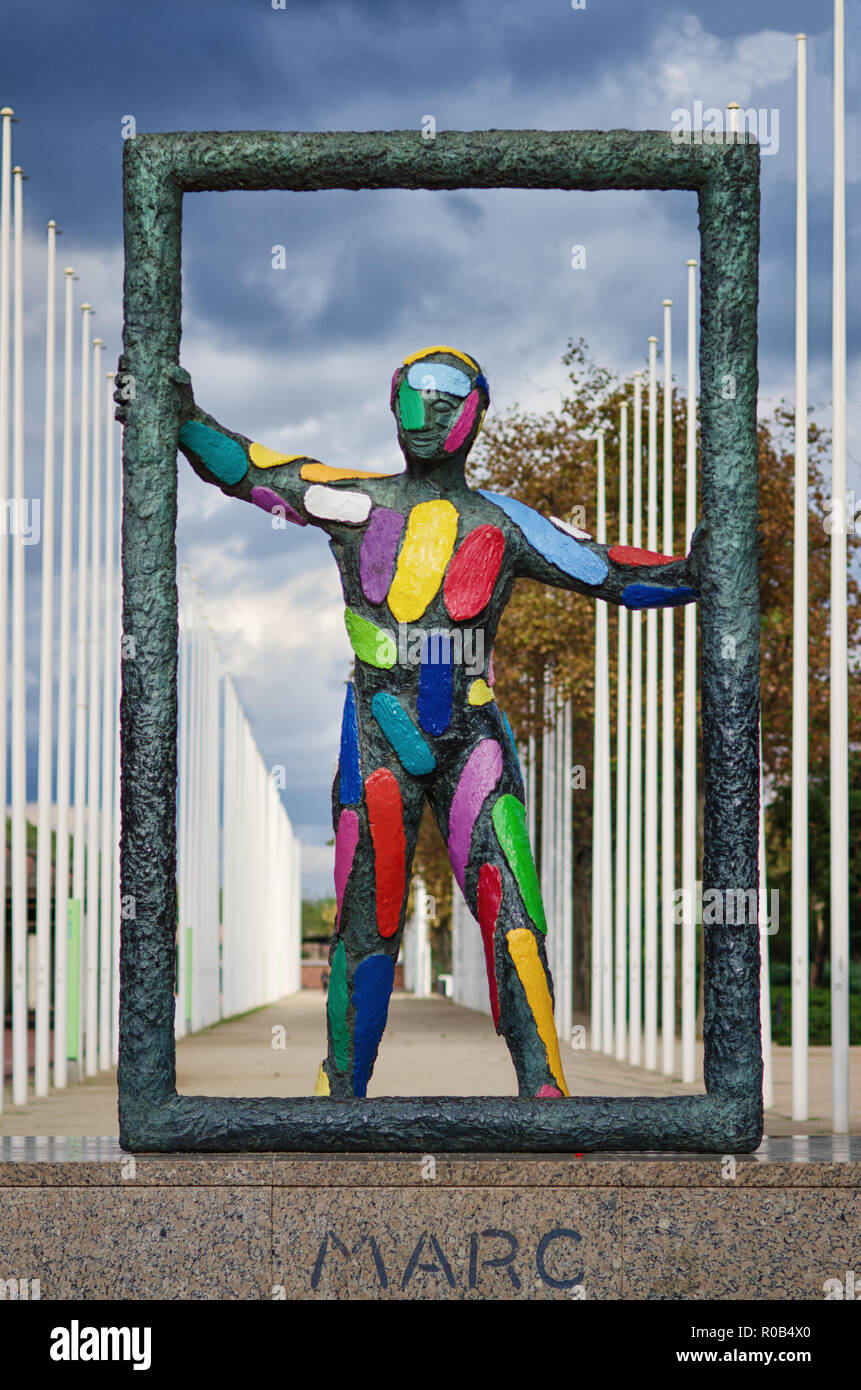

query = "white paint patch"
[
  {"left": 304, "top": 484, "right": 372, "bottom": 524},
  {"left": 550, "top": 515, "right": 592, "bottom": 541}
]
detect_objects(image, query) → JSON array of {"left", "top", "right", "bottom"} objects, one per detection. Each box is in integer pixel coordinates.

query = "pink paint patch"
[
  {"left": 448, "top": 739, "right": 504, "bottom": 890},
  {"left": 536, "top": 1084, "right": 564, "bottom": 1098},
  {"left": 390, "top": 369, "right": 400, "bottom": 410},
  {"left": 250, "top": 485, "right": 307, "bottom": 526},
  {"left": 443, "top": 389, "right": 480, "bottom": 454},
  {"left": 334, "top": 809, "right": 360, "bottom": 930},
  {"left": 487, "top": 649, "right": 495, "bottom": 686}
]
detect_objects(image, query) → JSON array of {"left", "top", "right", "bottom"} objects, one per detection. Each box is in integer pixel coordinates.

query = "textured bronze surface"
[{"left": 119, "top": 128, "right": 761, "bottom": 1152}]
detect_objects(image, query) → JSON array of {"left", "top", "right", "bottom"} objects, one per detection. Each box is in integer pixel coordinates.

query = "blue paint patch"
[
  {"left": 501, "top": 710, "right": 522, "bottom": 775},
  {"left": 179, "top": 420, "right": 248, "bottom": 486},
  {"left": 353, "top": 954, "right": 396, "bottom": 1097},
  {"left": 371, "top": 692, "right": 436, "bottom": 775},
  {"left": 417, "top": 634, "right": 453, "bottom": 735},
  {"left": 622, "top": 584, "right": 698, "bottom": 610},
  {"left": 407, "top": 362, "right": 471, "bottom": 397},
  {"left": 478, "top": 491, "right": 608, "bottom": 585},
  {"left": 338, "top": 683, "right": 362, "bottom": 805}
]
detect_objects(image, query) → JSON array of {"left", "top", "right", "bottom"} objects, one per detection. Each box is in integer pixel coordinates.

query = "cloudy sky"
[{"left": 2, "top": 0, "right": 858, "bottom": 893}]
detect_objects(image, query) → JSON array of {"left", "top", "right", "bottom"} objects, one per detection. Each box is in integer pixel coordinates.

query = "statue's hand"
[
  {"left": 165, "top": 362, "right": 195, "bottom": 424},
  {"left": 113, "top": 356, "right": 196, "bottom": 426},
  {"left": 686, "top": 518, "right": 708, "bottom": 590}
]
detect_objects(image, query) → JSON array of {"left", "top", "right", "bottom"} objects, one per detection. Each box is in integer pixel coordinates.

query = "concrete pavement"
[{"left": 1, "top": 991, "right": 858, "bottom": 1137}]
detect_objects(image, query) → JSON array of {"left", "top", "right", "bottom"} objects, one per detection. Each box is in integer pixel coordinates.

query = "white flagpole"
[
  {"left": 71, "top": 302, "right": 92, "bottom": 1080},
  {"left": 544, "top": 673, "right": 558, "bottom": 1027},
  {"left": 177, "top": 564, "right": 190, "bottom": 1038},
  {"left": 595, "top": 430, "right": 613, "bottom": 1053},
  {"left": 35, "top": 219, "right": 58, "bottom": 1097},
  {"left": 644, "top": 335, "right": 659, "bottom": 1071},
  {"left": 830, "top": 0, "right": 849, "bottom": 1134},
  {"left": 562, "top": 696, "right": 573, "bottom": 1044},
  {"left": 792, "top": 33, "right": 810, "bottom": 1122},
  {"left": 628, "top": 371, "right": 644, "bottom": 1066},
  {"left": 85, "top": 338, "right": 103, "bottom": 1074},
  {"left": 615, "top": 403, "right": 629, "bottom": 1060},
  {"left": 99, "top": 371, "right": 115, "bottom": 1071},
  {"left": 661, "top": 298, "right": 676, "bottom": 1076},
  {"left": 682, "top": 259, "right": 699, "bottom": 1084},
  {"left": 759, "top": 725, "right": 774, "bottom": 1108},
  {"left": 10, "top": 164, "right": 27, "bottom": 1105},
  {"left": 53, "top": 265, "right": 75, "bottom": 1089},
  {"left": 111, "top": 444, "right": 122, "bottom": 1064},
  {"left": 589, "top": 656, "right": 603, "bottom": 1045},
  {"left": 0, "top": 108, "right": 12, "bottom": 1112},
  {"left": 554, "top": 692, "right": 565, "bottom": 1036}
]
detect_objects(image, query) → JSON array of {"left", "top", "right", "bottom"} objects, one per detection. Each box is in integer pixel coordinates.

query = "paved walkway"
[{"left": 1, "top": 992, "right": 858, "bottom": 1137}]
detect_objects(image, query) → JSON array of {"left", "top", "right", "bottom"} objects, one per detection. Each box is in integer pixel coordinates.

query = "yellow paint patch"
[
  {"left": 505, "top": 928, "right": 570, "bottom": 1096},
  {"left": 468, "top": 679, "right": 495, "bottom": 706},
  {"left": 300, "top": 462, "right": 388, "bottom": 482},
  {"left": 313, "top": 1062, "right": 331, "bottom": 1097},
  {"left": 388, "top": 500, "right": 459, "bottom": 622},
  {"left": 249, "top": 442, "right": 304, "bottom": 469},
  {"left": 402, "top": 344, "right": 479, "bottom": 371},
  {"left": 476, "top": 409, "right": 486, "bottom": 435}
]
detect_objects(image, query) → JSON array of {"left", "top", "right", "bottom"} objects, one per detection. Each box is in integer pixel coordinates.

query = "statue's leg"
[
  {"left": 430, "top": 724, "right": 569, "bottom": 1098},
  {"left": 315, "top": 750, "right": 425, "bottom": 1099}
]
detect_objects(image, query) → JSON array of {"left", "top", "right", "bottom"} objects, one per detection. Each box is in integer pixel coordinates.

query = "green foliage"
[
  {"left": 769, "top": 984, "right": 861, "bottom": 1046},
  {"left": 301, "top": 897, "right": 336, "bottom": 939}
]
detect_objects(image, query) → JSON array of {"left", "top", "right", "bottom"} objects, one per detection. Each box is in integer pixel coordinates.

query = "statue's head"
[{"left": 390, "top": 346, "right": 489, "bottom": 470}]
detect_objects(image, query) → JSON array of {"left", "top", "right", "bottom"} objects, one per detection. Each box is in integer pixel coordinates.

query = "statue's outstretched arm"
[
  {"left": 115, "top": 360, "right": 384, "bottom": 533},
  {"left": 479, "top": 490, "right": 705, "bottom": 608}
]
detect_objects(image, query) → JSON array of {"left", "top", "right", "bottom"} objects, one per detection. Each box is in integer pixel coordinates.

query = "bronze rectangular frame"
[{"left": 119, "top": 128, "right": 762, "bottom": 1152}]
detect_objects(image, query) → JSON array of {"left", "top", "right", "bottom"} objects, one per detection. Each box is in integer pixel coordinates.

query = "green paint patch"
[
  {"left": 491, "top": 794, "right": 547, "bottom": 934},
  {"left": 344, "top": 607, "right": 397, "bottom": 667},
  {"left": 398, "top": 379, "right": 425, "bottom": 430},
  {"left": 328, "top": 940, "right": 350, "bottom": 1072}
]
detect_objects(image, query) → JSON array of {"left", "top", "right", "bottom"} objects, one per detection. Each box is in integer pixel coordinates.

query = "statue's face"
[{"left": 392, "top": 354, "right": 487, "bottom": 468}]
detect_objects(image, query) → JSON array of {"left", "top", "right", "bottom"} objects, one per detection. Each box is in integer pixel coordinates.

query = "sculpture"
[{"left": 156, "top": 344, "right": 703, "bottom": 1100}]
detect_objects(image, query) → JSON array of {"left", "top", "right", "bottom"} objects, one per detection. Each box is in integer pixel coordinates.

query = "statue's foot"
[{"left": 535, "top": 1084, "right": 565, "bottom": 1098}]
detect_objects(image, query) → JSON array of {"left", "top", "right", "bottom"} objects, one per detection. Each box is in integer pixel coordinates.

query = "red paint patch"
[
  {"left": 536, "top": 1085, "right": 564, "bottom": 1098},
  {"left": 444, "top": 525, "right": 506, "bottom": 621},
  {"left": 477, "top": 863, "right": 503, "bottom": 1028},
  {"left": 609, "top": 545, "right": 685, "bottom": 567},
  {"left": 366, "top": 768, "right": 406, "bottom": 938}
]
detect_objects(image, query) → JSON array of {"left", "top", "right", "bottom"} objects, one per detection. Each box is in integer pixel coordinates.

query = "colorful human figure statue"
[{"left": 163, "top": 345, "right": 702, "bottom": 1101}]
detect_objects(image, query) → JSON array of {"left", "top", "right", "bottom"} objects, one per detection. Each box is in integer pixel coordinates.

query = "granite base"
[{"left": 0, "top": 1136, "right": 858, "bottom": 1300}]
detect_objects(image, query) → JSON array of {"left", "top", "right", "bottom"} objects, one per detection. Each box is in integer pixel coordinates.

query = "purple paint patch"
[
  {"left": 250, "top": 485, "right": 306, "bottom": 526},
  {"left": 448, "top": 739, "right": 504, "bottom": 891},
  {"left": 334, "top": 809, "right": 360, "bottom": 930},
  {"left": 443, "top": 389, "right": 480, "bottom": 454},
  {"left": 360, "top": 508, "right": 405, "bottom": 604}
]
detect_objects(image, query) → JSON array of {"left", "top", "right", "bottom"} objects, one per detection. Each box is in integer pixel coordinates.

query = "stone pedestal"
[{"left": 0, "top": 1136, "right": 857, "bottom": 1300}]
